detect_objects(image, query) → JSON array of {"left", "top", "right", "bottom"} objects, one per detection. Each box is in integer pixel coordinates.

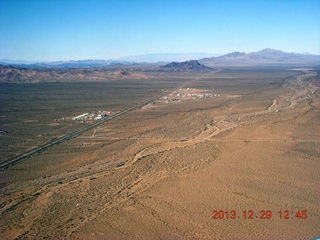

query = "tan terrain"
[{"left": 0, "top": 69, "right": 319, "bottom": 239}]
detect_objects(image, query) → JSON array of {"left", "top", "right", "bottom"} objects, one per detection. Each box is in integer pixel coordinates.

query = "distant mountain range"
[
  {"left": 0, "top": 53, "right": 218, "bottom": 68},
  {"left": 1, "top": 49, "right": 319, "bottom": 69},
  {"left": 1, "top": 48, "right": 320, "bottom": 83},
  {"left": 0, "top": 59, "right": 124, "bottom": 69},
  {"left": 0, "top": 65, "right": 151, "bottom": 83},
  {"left": 199, "top": 48, "right": 320, "bottom": 66},
  {"left": 0, "top": 60, "right": 213, "bottom": 83}
]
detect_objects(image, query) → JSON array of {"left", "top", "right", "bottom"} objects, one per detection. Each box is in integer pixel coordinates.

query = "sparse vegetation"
[{"left": 0, "top": 66, "right": 319, "bottom": 239}]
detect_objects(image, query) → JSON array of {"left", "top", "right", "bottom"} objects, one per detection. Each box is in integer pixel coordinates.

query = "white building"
[{"left": 72, "top": 113, "right": 89, "bottom": 120}]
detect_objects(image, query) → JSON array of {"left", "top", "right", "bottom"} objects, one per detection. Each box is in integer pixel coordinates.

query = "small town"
[{"left": 163, "top": 88, "right": 219, "bottom": 103}]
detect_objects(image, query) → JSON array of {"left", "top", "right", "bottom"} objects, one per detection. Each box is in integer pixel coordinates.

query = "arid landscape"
[
  {"left": 0, "top": 63, "right": 319, "bottom": 239},
  {"left": 2, "top": 0, "right": 320, "bottom": 238}
]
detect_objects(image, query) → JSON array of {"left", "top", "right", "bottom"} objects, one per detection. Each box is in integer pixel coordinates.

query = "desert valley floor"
[{"left": 0, "top": 67, "right": 319, "bottom": 239}]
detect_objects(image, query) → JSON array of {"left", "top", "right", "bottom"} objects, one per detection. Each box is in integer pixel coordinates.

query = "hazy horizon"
[
  {"left": 1, "top": 0, "right": 320, "bottom": 61},
  {"left": 0, "top": 52, "right": 219, "bottom": 63},
  {"left": 1, "top": 48, "right": 319, "bottom": 64}
]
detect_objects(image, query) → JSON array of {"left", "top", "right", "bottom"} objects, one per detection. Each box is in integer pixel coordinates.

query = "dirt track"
[{"left": 118, "top": 70, "right": 319, "bottom": 166}]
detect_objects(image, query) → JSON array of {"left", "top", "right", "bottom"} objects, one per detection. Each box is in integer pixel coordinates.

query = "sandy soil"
[{"left": 0, "top": 69, "right": 319, "bottom": 239}]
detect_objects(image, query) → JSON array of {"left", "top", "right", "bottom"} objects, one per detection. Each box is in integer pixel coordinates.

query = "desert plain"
[{"left": 0, "top": 66, "right": 319, "bottom": 239}]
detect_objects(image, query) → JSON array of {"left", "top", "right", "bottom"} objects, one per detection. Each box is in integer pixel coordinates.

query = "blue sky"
[{"left": 1, "top": 0, "right": 320, "bottom": 61}]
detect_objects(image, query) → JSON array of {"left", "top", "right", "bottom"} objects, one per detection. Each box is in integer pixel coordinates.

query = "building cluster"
[
  {"left": 72, "top": 113, "right": 89, "bottom": 121},
  {"left": 163, "top": 88, "right": 219, "bottom": 103},
  {"left": 72, "top": 111, "right": 111, "bottom": 122}
]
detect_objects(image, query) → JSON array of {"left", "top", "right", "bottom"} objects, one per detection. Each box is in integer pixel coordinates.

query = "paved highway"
[{"left": 0, "top": 75, "right": 208, "bottom": 169}]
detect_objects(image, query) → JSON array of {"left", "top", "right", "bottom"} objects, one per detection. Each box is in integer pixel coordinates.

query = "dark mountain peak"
[{"left": 161, "top": 60, "right": 211, "bottom": 71}]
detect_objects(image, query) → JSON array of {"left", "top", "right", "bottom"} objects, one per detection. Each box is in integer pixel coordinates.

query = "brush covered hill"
[{"left": 0, "top": 65, "right": 151, "bottom": 83}]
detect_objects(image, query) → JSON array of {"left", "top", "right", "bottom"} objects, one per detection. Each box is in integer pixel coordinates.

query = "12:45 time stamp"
[{"left": 212, "top": 210, "right": 308, "bottom": 220}]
